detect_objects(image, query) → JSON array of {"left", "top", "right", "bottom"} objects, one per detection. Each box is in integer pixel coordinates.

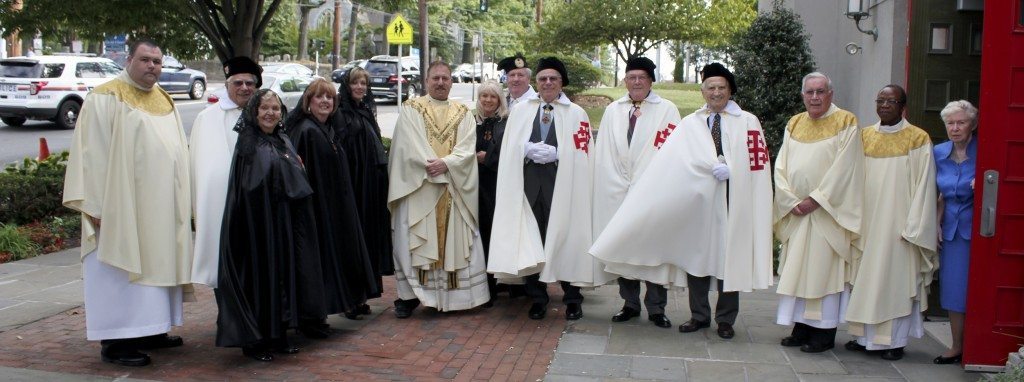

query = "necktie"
[
  {"left": 627, "top": 100, "right": 641, "bottom": 145},
  {"left": 711, "top": 113, "right": 723, "bottom": 156},
  {"left": 540, "top": 104, "right": 553, "bottom": 140}
]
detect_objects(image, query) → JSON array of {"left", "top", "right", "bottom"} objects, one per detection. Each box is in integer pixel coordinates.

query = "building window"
[
  {"left": 925, "top": 79, "right": 950, "bottom": 111},
  {"left": 966, "top": 80, "right": 980, "bottom": 107},
  {"left": 930, "top": 23, "right": 953, "bottom": 54},
  {"left": 970, "top": 24, "right": 983, "bottom": 55}
]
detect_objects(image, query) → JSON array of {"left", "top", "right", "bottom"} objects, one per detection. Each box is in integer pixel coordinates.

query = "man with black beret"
[
  {"left": 489, "top": 57, "right": 612, "bottom": 321},
  {"left": 497, "top": 53, "right": 536, "bottom": 109},
  {"left": 590, "top": 56, "right": 680, "bottom": 329}
]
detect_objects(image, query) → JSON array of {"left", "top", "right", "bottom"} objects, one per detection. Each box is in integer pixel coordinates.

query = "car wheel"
[
  {"left": 55, "top": 100, "right": 81, "bottom": 130},
  {"left": 189, "top": 80, "right": 206, "bottom": 100},
  {"left": 1, "top": 116, "right": 26, "bottom": 126},
  {"left": 406, "top": 84, "right": 418, "bottom": 100}
]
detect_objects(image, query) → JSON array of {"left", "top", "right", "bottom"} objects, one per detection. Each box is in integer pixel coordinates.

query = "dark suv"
[
  {"left": 158, "top": 55, "right": 207, "bottom": 100},
  {"left": 365, "top": 55, "right": 420, "bottom": 103}
]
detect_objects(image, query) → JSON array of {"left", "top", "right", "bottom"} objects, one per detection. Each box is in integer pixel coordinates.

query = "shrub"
[
  {"left": 732, "top": 1, "right": 816, "bottom": 163},
  {"left": 0, "top": 151, "right": 68, "bottom": 225},
  {"left": 524, "top": 53, "right": 603, "bottom": 98},
  {"left": 0, "top": 223, "right": 39, "bottom": 262}
]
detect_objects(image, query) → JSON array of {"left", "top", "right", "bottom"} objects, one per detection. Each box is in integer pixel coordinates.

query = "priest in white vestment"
[
  {"left": 844, "top": 85, "right": 937, "bottom": 360},
  {"left": 388, "top": 62, "right": 489, "bottom": 317},
  {"left": 774, "top": 72, "right": 864, "bottom": 353},
  {"left": 489, "top": 57, "right": 613, "bottom": 321},
  {"left": 189, "top": 57, "right": 262, "bottom": 287},
  {"left": 63, "top": 39, "right": 191, "bottom": 367},
  {"left": 591, "top": 57, "right": 680, "bottom": 329}
]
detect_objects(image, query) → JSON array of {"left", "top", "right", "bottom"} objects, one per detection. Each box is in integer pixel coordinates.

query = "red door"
[{"left": 963, "top": 0, "right": 1024, "bottom": 370}]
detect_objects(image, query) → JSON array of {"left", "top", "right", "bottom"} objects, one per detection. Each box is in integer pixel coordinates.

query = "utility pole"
[
  {"left": 347, "top": 2, "right": 359, "bottom": 62},
  {"left": 332, "top": 0, "right": 341, "bottom": 69},
  {"left": 418, "top": 0, "right": 429, "bottom": 96},
  {"left": 535, "top": 0, "right": 543, "bottom": 24}
]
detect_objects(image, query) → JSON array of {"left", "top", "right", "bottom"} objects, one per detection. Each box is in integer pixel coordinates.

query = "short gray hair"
[
  {"left": 509, "top": 67, "right": 532, "bottom": 78},
  {"left": 940, "top": 100, "right": 978, "bottom": 126},
  {"left": 801, "top": 72, "right": 833, "bottom": 93},
  {"left": 475, "top": 80, "right": 509, "bottom": 118}
]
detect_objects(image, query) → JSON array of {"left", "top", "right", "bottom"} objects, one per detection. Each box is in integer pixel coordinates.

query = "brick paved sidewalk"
[{"left": 0, "top": 278, "right": 565, "bottom": 381}]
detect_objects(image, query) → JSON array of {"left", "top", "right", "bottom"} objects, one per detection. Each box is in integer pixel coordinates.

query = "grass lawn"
[{"left": 580, "top": 83, "right": 705, "bottom": 126}]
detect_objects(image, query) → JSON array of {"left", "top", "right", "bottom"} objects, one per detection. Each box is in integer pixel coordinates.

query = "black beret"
[
  {"left": 497, "top": 53, "right": 528, "bottom": 73},
  {"left": 701, "top": 62, "right": 736, "bottom": 94},
  {"left": 625, "top": 56, "right": 656, "bottom": 82},
  {"left": 223, "top": 56, "right": 264, "bottom": 88},
  {"left": 536, "top": 56, "right": 569, "bottom": 86}
]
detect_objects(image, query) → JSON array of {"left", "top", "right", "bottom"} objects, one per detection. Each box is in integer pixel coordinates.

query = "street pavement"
[{"left": 0, "top": 249, "right": 986, "bottom": 381}]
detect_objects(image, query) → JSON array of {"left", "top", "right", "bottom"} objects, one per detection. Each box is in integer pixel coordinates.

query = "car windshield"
[
  {"left": 261, "top": 75, "right": 279, "bottom": 90},
  {"left": 365, "top": 61, "right": 397, "bottom": 76},
  {"left": 0, "top": 62, "right": 64, "bottom": 78}
]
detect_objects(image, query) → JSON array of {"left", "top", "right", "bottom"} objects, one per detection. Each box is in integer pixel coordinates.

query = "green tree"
[
  {"left": 262, "top": 0, "right": 300, "bottom": 57},
  {"left": 180, "top": 0, "right": 286, "bottom": 61},
  {"left": 732, "top": 1, "right": 816, "bottom": 162}
]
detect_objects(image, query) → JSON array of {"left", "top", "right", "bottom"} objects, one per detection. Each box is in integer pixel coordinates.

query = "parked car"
[
  {"left": 158, "top": 55, "right": 207, "bottom": 100},
  {"left": 470, "top": 62, "right": 499, "bottom": 82},
  {"left": 262, "top": 63, "right": 315, "bottom": 78},
  {"left": 365, "top": 55, "right": 420, "bottom": 104},
  {"left": 331, "top": 59, "right": 367, "bottom": 83},
  {"left": 452, "top": 63, "right": 473, "bottom": 83},
  {"left": 261, "top": 73, "right": 312, "bottom": 110},
  {"left": 0, "top": 55, "right": 120, "bottom": 129}
]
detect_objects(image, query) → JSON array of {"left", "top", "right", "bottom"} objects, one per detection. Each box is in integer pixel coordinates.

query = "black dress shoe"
[
  {"left": 716, "top": 322, "right": 735, "bottom": 339},
  {"left": 565, "top": 303, "right": 583, "bottom": 320},
  {"left": 844, "top": 340, "right": 866, "bottom": 352},
  {"left": 394, "top": 298, "right": 420, "bottom": 319},
  {"left": 933, "top": 354, "right": 962, "bottom": 364},
  {"left": 800, "top": 342, "right": 835, "bottom": 353},
  {"left": 242, "top": 347, "right": 273, "bottom": 362},
  {"left": 274, "top": 346, "right": 301, "bottom": 355},
  {"left": 101, "top": 348, "right": 151, "bottom": 367},
  {"left": 612, "top": 306, "right": 641, "bottom": 322},
  {"left": 357, "top": 303, "right": 371, "bottom": 315},
  {"left": 678, "top": 319, "right": 710, "bottom": 333},
  {"left": 528, "top": 303, "right": 546, "bottom": 320},
  {"left": 648, "top": 314, "right": 672, "bottom": 328},
  {"left": 780, "top": 336, "right": 808, "bottom": 347},
  {"left": 135, "top": 333, "right": 184, "bottom": 350},
  {"left": 880, "top": 347, "right": 904, "bottom": 360}
]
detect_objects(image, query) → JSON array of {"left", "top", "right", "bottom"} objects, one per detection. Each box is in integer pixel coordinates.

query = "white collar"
[
  {"left": 118, "top": 71, "right": 154, "bottom": 92},
  {"left": 510, "top": 86, "right": 536, "bottom": 100},
  {"left": 533, "top": 92, "right": 571, "bottom": 106},
  {"left": 617, "top": 91, "right": 663, "bottom": 105},
  {"left": 877, "top": 119, "right": 905, "bottom": 133},
  {"left": 699, "top": 100, "right": 743, "bottom": 117}
]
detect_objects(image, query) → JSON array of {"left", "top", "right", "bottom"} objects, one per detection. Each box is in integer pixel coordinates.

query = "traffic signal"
[{"left": 480, "top": 0, "right": 488, "bottom": 12}]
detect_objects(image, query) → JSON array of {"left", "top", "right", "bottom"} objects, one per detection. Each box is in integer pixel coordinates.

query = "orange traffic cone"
[{"left": 38, "top": 137, "right": 50, "bottom": 161}]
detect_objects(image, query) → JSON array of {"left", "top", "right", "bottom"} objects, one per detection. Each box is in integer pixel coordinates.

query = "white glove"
[
  {"left": 712, "top": 163, "right": 730, "bottom": 181},
  {"left": 523, "top": 141, "right": 540, "bottom": 158},
  {"left": 532, "top": 143, "right": 558, "bottom": 164}
]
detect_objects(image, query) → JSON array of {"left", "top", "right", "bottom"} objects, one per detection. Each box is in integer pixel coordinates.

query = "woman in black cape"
[
  {"left": 474, "top": 80, "right": 510, "bottom": 304},
  {"left": 215, "top": 89, "right": 325, "bottom": 361},
  {"left": 284, "top": 78, "right": 378, "bottom": 327},
  {"left": 333, "top": 67, "right": 394, "bottom": 304}
]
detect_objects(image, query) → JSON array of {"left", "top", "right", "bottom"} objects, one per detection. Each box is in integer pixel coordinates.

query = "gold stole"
[{"left": 408, "top": 97, "right": 468, "bottom": 287}]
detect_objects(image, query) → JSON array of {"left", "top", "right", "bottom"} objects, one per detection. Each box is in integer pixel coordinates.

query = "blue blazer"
[{"left": 934, "top": 137, "right": 977, "bottom": 241}]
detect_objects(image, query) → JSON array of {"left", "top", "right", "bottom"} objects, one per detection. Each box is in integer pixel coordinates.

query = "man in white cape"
[
  {"left": 388, "top": 62, "right": 490, "bottom": 317},
  {"left": 489, "top": 57, "right": 613, "bottom": 321},
  {"left": 774, "top": 72, "right": 864, "bottom": 353},
  {"left": 844, "top": 85, "right": 937, "bottom": 361},
  {"left": 592, "top": 57, "right": 681, "bottom": 329},
  {"left": 590, "top": 63, "right": 774, "bottom": 338},
  {"left": 189, "top": 57, "right": 261, "bottom": 287},
  {"left": 63, "top": 39, "right": 191, "bottom": 367}
]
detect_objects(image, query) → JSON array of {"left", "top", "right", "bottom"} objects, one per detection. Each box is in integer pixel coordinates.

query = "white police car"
[{"left": 0, "top": 55, "right": 121, "bottom": 129}]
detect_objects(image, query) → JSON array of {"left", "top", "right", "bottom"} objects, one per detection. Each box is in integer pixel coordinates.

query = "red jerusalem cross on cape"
[
  {"left": 653, "top": 123, "right": 677, "bottom": 149},
  {"left": 747, "top": 130, "right": 769, "bottom": 170},
  {"left": 574, "top": 121, "right": 591, "bottom": 153}
]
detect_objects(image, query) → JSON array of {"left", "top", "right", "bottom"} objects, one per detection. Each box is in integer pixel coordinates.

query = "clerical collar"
[
  {"left": 878, "top": 119, "right": 905, "bottom": 133},
  {"left": 699, "top": 100, "right": 742, "bottom": 117},
  {"left": 118, "top": 71, "right": 154, "bottom": 92},
  {"left": 813, "top": 103, "right": 839, "bottom": 120}
]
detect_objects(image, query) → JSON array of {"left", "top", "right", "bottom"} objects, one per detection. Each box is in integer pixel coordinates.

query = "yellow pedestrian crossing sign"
[{"left": 387, "top": 14, "right": 413, "bottom": 45}]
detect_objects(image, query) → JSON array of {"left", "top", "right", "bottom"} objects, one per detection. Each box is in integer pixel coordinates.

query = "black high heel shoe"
[
  {"left": 933, "top": 354, "right": 962, "bottom": 364},
  {"left": 242, "top": 346, "right": 273, "bottom": 362}
]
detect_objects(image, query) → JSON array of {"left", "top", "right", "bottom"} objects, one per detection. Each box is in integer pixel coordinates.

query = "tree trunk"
[
  {"left": 461, "top": 29, "right": 473, "bottom": 63},
  {"left": 346, "top": 2, "right": 358, "bottom": 62},
  {"left": 298, "top": 6, "right": 312, "bottom": 61},
  {"left": 332, "top": 0, "right": 341, "bottom": 69}
]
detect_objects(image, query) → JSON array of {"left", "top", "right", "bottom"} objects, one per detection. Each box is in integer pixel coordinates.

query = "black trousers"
[
  {"left": 686, "top": 274, "right": 739, "bottom": 325},
  {"left": 618, "top": 278, "right": 667, "bottom": 315},
  {"left": 524, "top": 274, "right": 583, "bottom": 305}
]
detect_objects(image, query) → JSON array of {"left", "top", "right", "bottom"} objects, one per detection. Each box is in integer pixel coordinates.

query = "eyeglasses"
[
  {"left": 625, "top": 75, "right": 650, "bottom": 83},
  {"left": 802, "top": 89, "right": 829, "bottom": 96},
  {"left": 874, "top": 99, "right": 902, "bottom": 106},
  {"left": 945, "top": 120, "right": 971, "bottom": 127},
  {"left": 537, "top": 75, "right": 561, "bottom": 83},
  {"left": 229, "top": 80, "right": 256, "bottom": 87}
]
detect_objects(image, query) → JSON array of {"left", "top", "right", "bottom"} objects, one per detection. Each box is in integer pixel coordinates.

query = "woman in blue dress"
[{"left": 933, "top": 100, "right": 978, "bottom": 365}]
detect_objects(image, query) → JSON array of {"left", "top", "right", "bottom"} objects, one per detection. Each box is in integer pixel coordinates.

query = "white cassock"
[
  {"left": 590, "top": 92, "right": 687, "bottom": 286},
  {"left": 590, "top": 101, "right": 774, "bottom": 291},
  {"left": 63, "top": 72, "right": 192, "bottom": 340},
  {"left": 774, "top": 104, "right": 863, "bottom": 329},
  {"left": 846, "top": 120, "right": 937, "bottom": 350},
  {"left": 488, "top": 93, "right": 614, "bottom": 287},
  {"left": 388, "top": 96, "right": 490, "bottom": 311},
  {"left": 188, "top": 97, "right": 242, "bottom": 287}
]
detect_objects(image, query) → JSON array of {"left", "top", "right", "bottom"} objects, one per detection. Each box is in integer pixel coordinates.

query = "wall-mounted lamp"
[
  {"left": 846, "top": 0, "right": 878, "bottom": 41},
  {"left": 845, "top": 42, "right": 863, "bottom": 55}
]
